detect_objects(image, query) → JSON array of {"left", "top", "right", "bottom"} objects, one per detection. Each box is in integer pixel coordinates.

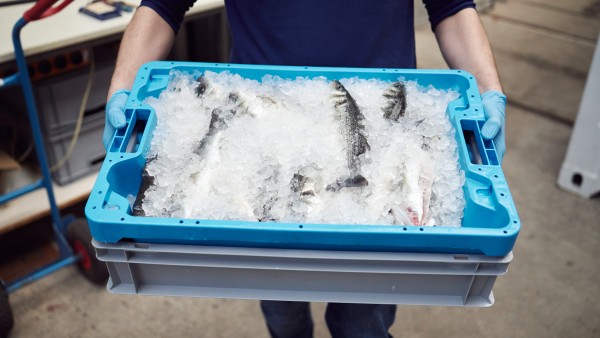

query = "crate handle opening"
[
  {"left": 462, "top": 128, "right": 483, "bottom": 165},
  {"left": 125, "top": 119, "right": 148, "bottom": 153},
  {"left": 114, "top": 109, "right": 151, "bottom": 153},
  {"left": 460, "top": 119, "right": 499, "bottom": 166}
]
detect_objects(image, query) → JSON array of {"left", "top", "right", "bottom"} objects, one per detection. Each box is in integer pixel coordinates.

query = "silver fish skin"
[
  {"left": 290, "top": 173, "right": 314, "bottom": 197},
  {"left": 229, "top": 90, "right": 281, "bottom": 118},
  {"left": 290, "top": 171, "right": 319, "bottom": 202},
  {"left": 388, "top": 149, "right": 434, "bottom": 226},
  {"left": 194, "top": 75, "right": 209, "bottom": 97},
  {"left": 193, "top": 109, "right": 223, "bottom": 157},
  {"left": 191, "top": 78, "right": 246, "bottom": 183},
  {"left": 330, "top": 80, "right": 370, "bottom": 190},
  {"left": 254, "top": 161, "right": 281, "bottom": 222},
  {"left": 382, "top": 81, "right": 407, "bottom": 121},
  {"left": 133, "top": 155, "right": 157, "bottom": 216},
  {"left": 193, "top": 92, "right": 246, "bottom": 157},
  {"left": 287, "top": 163, "right": 323, "bottom": 220},
  {"left": 286, "top": 173, "right": 311, "bottom": 220}
]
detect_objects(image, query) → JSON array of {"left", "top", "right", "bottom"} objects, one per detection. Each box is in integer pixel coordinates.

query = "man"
[{"left": 103, "top": 1, "right": 506, "bottom": 337}]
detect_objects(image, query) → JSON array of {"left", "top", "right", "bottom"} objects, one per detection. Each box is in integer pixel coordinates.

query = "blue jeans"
[{"left": 260, "top": 301, "right": 396, "bottom": 338}]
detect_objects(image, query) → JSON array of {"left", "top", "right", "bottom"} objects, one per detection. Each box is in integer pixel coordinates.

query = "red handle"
[{"left": 23, "top": 0, "right": 74, "bottom": 22}]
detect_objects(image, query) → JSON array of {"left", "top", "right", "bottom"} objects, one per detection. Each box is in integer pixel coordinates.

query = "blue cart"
[{"left": 0, "top": 1, "right": 108, "bottom": 335}]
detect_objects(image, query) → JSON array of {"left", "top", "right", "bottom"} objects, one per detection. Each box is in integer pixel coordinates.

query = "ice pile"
[{"left": 139, "top": 70, "right": 466, "bottom": 227}]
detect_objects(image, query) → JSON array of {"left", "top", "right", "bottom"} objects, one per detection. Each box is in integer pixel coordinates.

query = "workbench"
[{"left": 0, "top": 0, "right": 225, "bottom": 235}]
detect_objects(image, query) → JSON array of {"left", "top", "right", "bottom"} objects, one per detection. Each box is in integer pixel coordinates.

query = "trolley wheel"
[
  {"left": 67, "top": 218, "right": 108, "bottom": 285},
  {"left": 0, "top": 287, "right": 13, "bottom": 338}
]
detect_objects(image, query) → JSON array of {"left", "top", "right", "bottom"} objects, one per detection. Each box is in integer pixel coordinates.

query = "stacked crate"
[
  {"left": 86, "top": 62, "right": 520, "bottom": 307},
  {"left": 33, "top": 49, "right": 114, "bottom": 185}
]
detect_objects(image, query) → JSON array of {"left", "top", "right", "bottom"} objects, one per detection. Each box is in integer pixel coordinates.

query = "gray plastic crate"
[
  {"left": 46, "top": 113, "right": 105, "bottom": 185},
  {"left": 93, "top": 240, "right": 512, "bottom": 307},
  {"left": 34, "top": 61, "right": 114, "bottom": 134}
]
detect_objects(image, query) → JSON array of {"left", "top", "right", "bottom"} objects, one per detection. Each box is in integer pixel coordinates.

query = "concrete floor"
[{"left": 4, "top": 0, "right": 600, "bottom": 337}]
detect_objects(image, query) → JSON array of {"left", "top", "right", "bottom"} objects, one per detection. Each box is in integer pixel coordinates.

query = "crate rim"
[{"left": 86, "top": 61, "right": 520, "bottom": 257}]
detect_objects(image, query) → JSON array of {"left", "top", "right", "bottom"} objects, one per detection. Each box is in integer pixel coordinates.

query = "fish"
[
  {"left": 287, "top": 176, "right": 313, "bottom": 220},
  {"left": 133, "top": 155, "right": 157, "bottom": 216},
  {"left": 190, "top": 99, "right": 241, "bottom": 184},
  {"left": 135, "top": 76, "right": 217, "bottom": 216},
  {"left": 382, "top": 81, "right": 407, "bottom": 121},
  {"left": 286, "top": 164, "right": 323, "bottom": 220},
  {"left": 327, "top": 80, "right": 370, "bottom": 191},
  {"left": 290, "top": 168, "right": 320, "bottom": 202},
  {"left": 229, "top": 90, "right": 280, "bottom": 118},
  {"left": 191, "top": 78, "right": 276, "bottom": 189},
  {"left": 287, "top": 173, "right": 311, "bottom": 220},
  {"left": 193, "top": 89, "right": 247, "bottom": 157},
  {"left": 226, "top": 92, "right": 248, "bottom": 115},
  {"left": 194, "top": 75, "right": 209, "bottom": 97},
  {"left": 193, "top": 109, "right": 223, "bottom": 157},
  {"left": 388, "top": 148, "right": 434, "bottom": 226},
  {"left": 193, "top": 83, "right": 284, "bottom": 217},
  {"left": 193, "top": 72, "right": 260, "bottom": 159},
  {"left": 189, "top": 120, "right": 224, "bottom": 185},
  {"left": 291, "top": 173, "right": 312, "bottom": 196},
  {"left": 253, "top": 161, "right": 281, "bottom": 222}
]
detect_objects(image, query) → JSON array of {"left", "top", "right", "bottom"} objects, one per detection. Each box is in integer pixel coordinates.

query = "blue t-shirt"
[{"left": 141, "top": 0, "right": 475, "bottom": 68}]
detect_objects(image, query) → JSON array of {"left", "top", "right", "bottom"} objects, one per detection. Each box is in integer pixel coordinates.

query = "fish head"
[
  {"left": 330, "top": 80, "right": 347, "bottom": 96},
  {"left": 195, "top": 75, "right": 209, "bottom": 97},
  {"left": 228, "top": 92, "right": 239, "bottom": 103},
  {"left": 290, "top": 173, "right": 307, "bottom": 193},
  {"left": 392, "top": 81, "right": 406, "bottom": 92},
  {"left": 331, "top": 80, "right": 345, "bottom": 91},
  {"left": 330, "top": 80, "right": 350, "bottom": 108},
  {"left": 382, "top": 82, "right": 407, "bottom": 102}
]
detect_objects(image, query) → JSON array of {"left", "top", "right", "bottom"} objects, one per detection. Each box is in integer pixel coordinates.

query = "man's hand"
[
  {"left": 481, "top": 90, "right": 506, "bottom": 162},
  {"left": 103, "top": 89, "right": 129, "bottom": 149},
  {"left": 432, "top": 8, "right": 506, "bottom": 162}
]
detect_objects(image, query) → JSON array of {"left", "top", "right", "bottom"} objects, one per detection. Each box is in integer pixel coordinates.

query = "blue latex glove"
[
  {"left": 480, "top": 90, "right": 507, "bottom": 163},
  {"left": 103, "top": 89, "right": 129, "bottom": 149}
]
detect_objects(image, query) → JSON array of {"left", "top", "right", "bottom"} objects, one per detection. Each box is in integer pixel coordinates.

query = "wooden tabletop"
[{"left": 0, "top": 0, "right": 225, "bottom": 63}]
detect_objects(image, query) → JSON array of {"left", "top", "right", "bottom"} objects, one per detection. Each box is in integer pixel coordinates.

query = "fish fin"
[
  {"left": 418, "top": 158, "right": 434, "bottom": 225},
  {"left": 406, "top": 207, "right": 421, "bottom": 225}
]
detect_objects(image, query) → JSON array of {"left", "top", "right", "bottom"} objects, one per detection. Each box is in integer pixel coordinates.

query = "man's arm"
[
  {"left": 433, "top": 7, "right": 507, "bottom": 161},
  {"left": 107, "top": 6, "right": 175, "bottom": 100},
  {"left": 103, "top": 6, "right": 176, "bottom": 149},
  {"left": 434, "top": 8, "right": 502, "bottom": 94}
]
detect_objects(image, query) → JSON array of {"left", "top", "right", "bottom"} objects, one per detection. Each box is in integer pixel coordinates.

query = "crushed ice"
[{"left": 140, "top": 71, "right": 466, "bottom": 227}]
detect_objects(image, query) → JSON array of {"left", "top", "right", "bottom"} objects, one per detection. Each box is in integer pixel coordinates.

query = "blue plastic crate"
[{"left": 86, "top": 61, "right": 520, "bottom": 256}]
